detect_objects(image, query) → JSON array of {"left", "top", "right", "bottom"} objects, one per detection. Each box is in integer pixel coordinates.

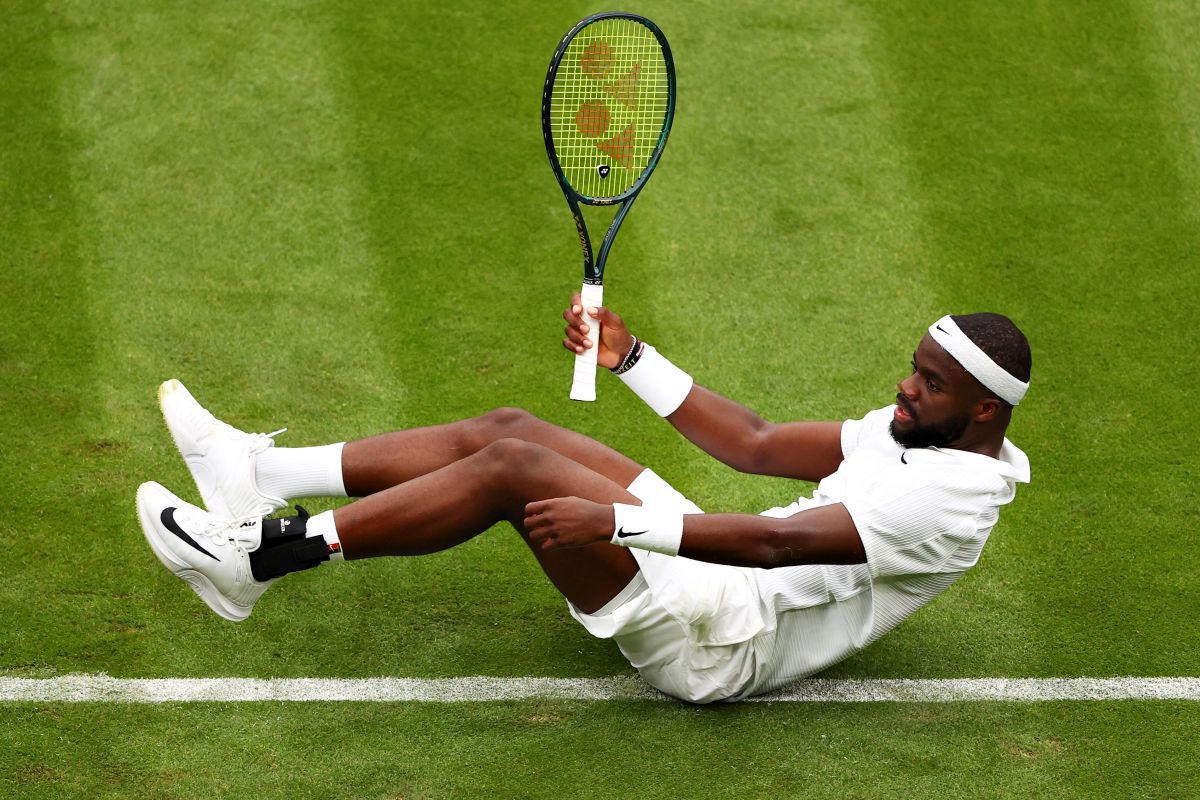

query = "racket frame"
[{"left": 541, "top": 12, "right": 676, "bottom": 400}]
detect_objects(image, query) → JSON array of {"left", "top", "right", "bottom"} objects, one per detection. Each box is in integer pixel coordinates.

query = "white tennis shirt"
[{"left": 747, "top": 405, "right": 1031, "bottom": 695}]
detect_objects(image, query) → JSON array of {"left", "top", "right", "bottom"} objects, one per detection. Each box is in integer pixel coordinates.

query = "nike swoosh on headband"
[{"left": 161, "top": 507, "right": 219, "bottom": 561}]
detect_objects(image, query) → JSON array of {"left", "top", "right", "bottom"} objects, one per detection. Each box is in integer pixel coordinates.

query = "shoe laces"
[
  {"left": 246, "top": 427, "right": 287, "bottom": 454},
  {"left": 187, "top": 509, "right": 263, "bottom": 552}
]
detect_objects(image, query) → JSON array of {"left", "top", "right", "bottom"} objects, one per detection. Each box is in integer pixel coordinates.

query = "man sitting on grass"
[{"left": 135, "top": 299, "right": 1031, "bottom": 703}]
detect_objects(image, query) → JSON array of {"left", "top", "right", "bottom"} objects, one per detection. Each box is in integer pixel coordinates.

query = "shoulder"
[
  {"left": 915, "top": 443, "right": 1030, "bottom": 497},
  {"left": 840, "top": 405, "right": 897, "bottom": 459}
]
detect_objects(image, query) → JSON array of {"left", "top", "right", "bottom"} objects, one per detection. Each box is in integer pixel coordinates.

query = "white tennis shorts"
[{"left": 569, "top": 469, "right": 773, "bottom": 704}]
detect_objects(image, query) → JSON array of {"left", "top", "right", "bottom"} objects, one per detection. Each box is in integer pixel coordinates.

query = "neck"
[{"left": 948, "top": 424, "right": 1006, "bottom": 459}]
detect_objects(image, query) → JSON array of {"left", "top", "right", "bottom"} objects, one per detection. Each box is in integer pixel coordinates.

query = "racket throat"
[{"left": 593, "top": 195, "right": 637, "bottom": 278}]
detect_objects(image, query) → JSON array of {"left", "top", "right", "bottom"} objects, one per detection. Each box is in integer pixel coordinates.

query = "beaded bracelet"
[{"left": 611, "top": 336, "right": 645, "bottom": 375}]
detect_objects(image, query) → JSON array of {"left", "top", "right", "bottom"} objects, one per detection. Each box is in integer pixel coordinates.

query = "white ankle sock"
[
  {"left": 256, "top": 442, "right": 347, "bottom": 500},
  {"left": 306, "top": 510, "right": 344, "bottom": 562}
]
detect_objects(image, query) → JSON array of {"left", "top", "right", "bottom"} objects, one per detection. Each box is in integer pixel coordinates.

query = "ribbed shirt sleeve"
[
  {"left": 840, "top": 406, "right": 896, "bottom": 459},
  {"left": 843, "top": 471, "right": 986, "bottom": 580}
]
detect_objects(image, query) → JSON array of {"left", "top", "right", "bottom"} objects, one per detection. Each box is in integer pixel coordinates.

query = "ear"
[{"left": 974, "top": 397, "right": 1002, "bottom": 422}]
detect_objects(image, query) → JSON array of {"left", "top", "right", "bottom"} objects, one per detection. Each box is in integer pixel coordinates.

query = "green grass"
[
  {"left": 4, "top": 702, "right": 1197, "bottom": 799},
  {"left": 1, "top": 0, "right": 1197, "bottom": 797}
]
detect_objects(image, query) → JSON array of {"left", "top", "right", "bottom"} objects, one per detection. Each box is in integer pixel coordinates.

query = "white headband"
[{"left": 928, "top": 315, "right": 1028, "bottom": 405}]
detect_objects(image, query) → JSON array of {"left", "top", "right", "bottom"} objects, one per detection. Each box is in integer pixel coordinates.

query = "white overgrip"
[{"left": 569, "top": 282, "right": 604, "bottom": 402}]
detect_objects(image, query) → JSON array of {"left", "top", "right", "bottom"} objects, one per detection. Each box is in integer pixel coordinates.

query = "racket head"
[{"left": 542, "top": 13, "right": 676, "bottom": 207}]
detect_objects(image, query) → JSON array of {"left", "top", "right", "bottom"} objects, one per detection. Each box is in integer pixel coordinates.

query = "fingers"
[
  {"left": 524, "top": 498, "right": 577, "bottom": 547},
  {"left": 562, "top": 295, "right": 604, "bottom": 331},
  {"left": 523, "top": 499, "right": 558, "bottom": 532},
  {"left": 562, "top": 338, "right": 590, "bottom": 355},
  {"left": 563, "top": 293, "right": 584, "bottom": 324},
  {"left": 562, "top": 296, "right": 595, "bottom": 355},
  {"left": 562, "top": 328, "right": 593, "bottom": 355},
  {"left": 523, "top": 500, "right": 559, "bottom": 550},
  {"left": 561, "top": 309, "right": 590, "bottom": 337},
  {"left": 561, "top": 295, "right": 626, "bottom": 360},
  {"left": 525, "top": 499, "right": 551, "bottom": 517}
]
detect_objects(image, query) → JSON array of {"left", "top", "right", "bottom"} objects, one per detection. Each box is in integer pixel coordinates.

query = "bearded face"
[{"left": 889, "top": 393, "right": 972, "bottom": 449}]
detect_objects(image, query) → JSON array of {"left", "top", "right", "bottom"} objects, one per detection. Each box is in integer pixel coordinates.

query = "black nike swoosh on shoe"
[
  {"left": 616, "top": 528, "right": 649, "bottom": 539},
  {"left": 160, "top": 507, "right": 219, "bottom": 561}
]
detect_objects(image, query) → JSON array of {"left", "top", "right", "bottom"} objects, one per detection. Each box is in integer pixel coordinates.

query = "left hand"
[{"left": 524, "top": 497, "right": 614, "bottom": 551}]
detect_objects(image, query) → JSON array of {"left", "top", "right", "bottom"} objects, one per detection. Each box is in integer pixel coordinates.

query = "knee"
[
  {"left": 473, "top": 407, "right": 542, "bottom": 445},
  {"left": 479, "top": 437, "right": 550, "bottom": 474}
]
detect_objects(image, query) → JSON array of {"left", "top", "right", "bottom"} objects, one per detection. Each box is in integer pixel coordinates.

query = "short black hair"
[{"left": 951, "top": 312, "right": 1032, "bottom": 386}]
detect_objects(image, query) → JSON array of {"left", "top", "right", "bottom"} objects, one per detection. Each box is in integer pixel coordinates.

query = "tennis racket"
[{"left": 542, "top": 12, "right": 676, "bottom": 401}]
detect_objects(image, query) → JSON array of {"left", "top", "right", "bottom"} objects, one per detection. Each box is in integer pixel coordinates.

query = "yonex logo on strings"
[{"left": 572, "top": 39, "right": 642, "bottom": 170}]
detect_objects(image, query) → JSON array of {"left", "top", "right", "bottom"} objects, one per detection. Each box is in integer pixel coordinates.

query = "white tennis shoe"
[
  {"left": 158, "top": 378, "right": 286, "bottom": 519},
  {"left": 136, "top": 481, "right": 274, "bottom": 622}
]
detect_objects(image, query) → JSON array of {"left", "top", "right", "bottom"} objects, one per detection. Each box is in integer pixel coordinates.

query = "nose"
[{"left": 897, "top": 373, "right": 919, "bottom": 398}]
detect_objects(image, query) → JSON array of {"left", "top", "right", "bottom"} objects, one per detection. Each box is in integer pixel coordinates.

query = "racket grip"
[{"left": 569, "top": 282, "right": 604, "bottom": 402}]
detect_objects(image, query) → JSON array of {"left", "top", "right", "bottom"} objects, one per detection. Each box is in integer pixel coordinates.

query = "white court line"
[{"left": 1, "top": 675, "right": 1197, "bottom": 703}]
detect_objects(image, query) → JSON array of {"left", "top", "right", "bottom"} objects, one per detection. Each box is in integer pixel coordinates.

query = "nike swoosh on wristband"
[
  {"left": 160, "top": 508, "right": 219, "bottom": 561},
  {"left": 616, "top": 528, "right": 649, "bottom": 538}
]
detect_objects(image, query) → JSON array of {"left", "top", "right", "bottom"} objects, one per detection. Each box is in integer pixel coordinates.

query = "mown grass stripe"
[
  {"left": 2, "top": 675, "right": 1196, "bottom": 703},
  {"left": 0, "top": 2, "right": 110, "bottom": 669},
  {"left": 43, "top": 1, "right": 415, "bottom": 676}
]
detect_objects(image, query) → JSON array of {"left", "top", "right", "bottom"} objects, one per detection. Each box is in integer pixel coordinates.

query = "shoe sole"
[{"left": 136, "top": 482, "right": 250, "bottom": 623}]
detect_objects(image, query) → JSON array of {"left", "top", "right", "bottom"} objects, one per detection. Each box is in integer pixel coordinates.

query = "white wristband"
[
  {"left": 610, "top": 503, "right": 683, "bottom": 556},
  {"left": 616, "top": 345, "right": 694, "bottom": 417}
]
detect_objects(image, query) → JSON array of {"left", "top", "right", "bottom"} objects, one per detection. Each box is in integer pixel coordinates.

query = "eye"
[{"left": 912, "top": 359, "right": 939, "bottom": 391}]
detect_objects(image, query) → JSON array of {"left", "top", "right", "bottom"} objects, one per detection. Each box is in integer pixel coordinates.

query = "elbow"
[
  {"left": 733, "top": 457, "right": 772, "bottom": 476},
  {"left": 732, "top": 424, "right": 776, "bottom": 476},
  {"left": 731, "top": 459, "right": 767, "bottom": 477},
  {"left": 758, "top": 546, "right": 795, "bottom": 570},
  {"left": 750, "top": 527, "right": 796, "bottom": 569}
]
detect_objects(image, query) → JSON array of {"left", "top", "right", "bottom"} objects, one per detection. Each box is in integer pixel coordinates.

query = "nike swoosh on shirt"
[
  {"left": 161, "top": 507, "right": 219, "bottom": 561},
  {"left": 615, "top": 528, "right": 649, "bottom": 539}
]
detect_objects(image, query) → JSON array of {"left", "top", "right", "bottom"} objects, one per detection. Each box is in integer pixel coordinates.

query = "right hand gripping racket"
[{"left": 541, "top": 12, "right": 676, "bottom": 401}]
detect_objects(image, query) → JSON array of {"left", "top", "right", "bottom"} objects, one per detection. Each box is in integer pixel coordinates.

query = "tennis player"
[{"left": 135, "top": 299, "right": 1031, "bottom": 703}]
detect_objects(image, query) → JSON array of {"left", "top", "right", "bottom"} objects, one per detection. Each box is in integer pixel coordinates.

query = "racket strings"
[{"left": 549, "top": 18, "right": 670, "bottom": 200}]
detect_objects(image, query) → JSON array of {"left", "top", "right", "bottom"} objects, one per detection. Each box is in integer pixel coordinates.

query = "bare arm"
[
  {"left": 665, "top": 385, "right": 844, "bottom": 482},
  {"left": 682, "top": 502, "right": 864, "bottom": 567},
  {"left": 562, "top": 295, "right": 844, "bottom": 482},
  {"left": 525, "top": 497, "right": 866, "bottom": 569}
]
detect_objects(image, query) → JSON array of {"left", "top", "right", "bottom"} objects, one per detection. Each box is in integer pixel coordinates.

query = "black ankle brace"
[{"left": 249, "top": 506, "right": 333, "bottom": 582}]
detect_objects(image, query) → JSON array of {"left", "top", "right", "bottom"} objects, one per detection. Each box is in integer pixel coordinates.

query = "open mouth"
[{"left": 894, "top": 395, "right": 916, "bottom": 422}]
